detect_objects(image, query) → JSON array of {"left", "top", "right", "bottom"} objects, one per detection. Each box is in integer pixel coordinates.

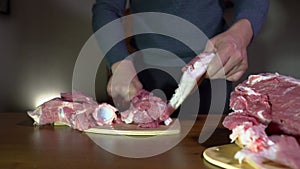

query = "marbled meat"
[{"left": 223, "top": 73, "right": 300, "bottom": 169}]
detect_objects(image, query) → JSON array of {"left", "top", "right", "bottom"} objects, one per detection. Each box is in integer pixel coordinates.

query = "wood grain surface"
[{"left": 0, "top": 113, "right": 231, "bottom": 169}]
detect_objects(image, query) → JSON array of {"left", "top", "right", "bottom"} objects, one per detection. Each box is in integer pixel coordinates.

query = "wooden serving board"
[
  {"left": 84, "top": 119, "right": 180, "bottom": 136},
  {"left": 203, "top": 144, "right": 290, "bottom": 169}
]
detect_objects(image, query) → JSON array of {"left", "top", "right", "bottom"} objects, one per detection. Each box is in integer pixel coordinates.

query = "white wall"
[{"left": 0, "top": 0, "right": 109, "bottom": 112}]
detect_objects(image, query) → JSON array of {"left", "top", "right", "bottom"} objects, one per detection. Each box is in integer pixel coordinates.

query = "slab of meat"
[
  {"left": 120, "top": 89, "right": 172, "bottom": 128},
  {"left": 27, "top": 91, "right": 117, "bottom": 131},
  {"left": 28, "top": 90, "right": 172, "bottom": 130},
  {"left": 167, "top": 51, "right": 215, "bottom": 115},
  {"left": 235, "top": 135, "right": 300, "bottom": 169},
  {"left": 223, "top": 73, "right": 300, "bottom": 169}
]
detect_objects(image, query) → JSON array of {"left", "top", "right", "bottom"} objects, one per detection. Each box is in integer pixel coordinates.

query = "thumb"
[
  {"left": 106, "top": 78, "right": 112, "bottom": 97},
  {"left": 204, "top": 38, "right": 216, "bottom": 52}
]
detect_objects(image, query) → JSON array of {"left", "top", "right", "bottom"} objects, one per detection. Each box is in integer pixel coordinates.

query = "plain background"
[{"left": 0, "top": 0, "right": 299, "bottom": 112}]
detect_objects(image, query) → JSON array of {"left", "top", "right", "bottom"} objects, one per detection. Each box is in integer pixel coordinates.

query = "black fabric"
[{"left": 92, "top": 0, "right": 269, "bottom": 67}]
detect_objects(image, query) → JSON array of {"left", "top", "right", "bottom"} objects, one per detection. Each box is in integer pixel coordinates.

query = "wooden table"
[{"left": 0, "top": 113, "right": 231, "bottom": 169}]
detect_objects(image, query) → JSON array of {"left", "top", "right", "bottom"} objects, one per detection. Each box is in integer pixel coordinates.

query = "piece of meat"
[
  {"left": 27, "top": 91, "right": 117, "bottom": 131},
  {"left": 222, "top": 113, "right": 261, "bottom": 130},
  {"left": 120, "top": 89, "right": 172, "bottom": 127},
  {"left": 229, "top": 86, "right": 272, "bottom": 124},
  {"left": 267, "top": 135, "right": 300, "bottom": 169},
  {"left": 224, "top": 73, "right": 300, "bottom": 137},
  {"left": 235, "top": 135, "right": 300, "bottom": 169},
  {"left": 167, "top": 51, "right": 215, "bottom": 114},
  {"left": 223, "top": 73, "right": 300, "bottom": 169},
  {"left": 230, "top": 122, "right": 270, "bottom": 152},
  {"left": 60, "top": 91, "right": 98, "bottom": 105}
]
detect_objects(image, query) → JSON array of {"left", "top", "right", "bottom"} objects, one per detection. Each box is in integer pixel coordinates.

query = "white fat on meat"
[
  {"left": 121, "top": 109, "right": 136, "bottom": 124},
  {"left": 169, "top": 52, "right": 215, "bottom": 109},
  {"left": 231, "top": 96, "right": 246, "bottom": 113},
  {"left": 256, "top": 110, "right": 270, "bottom": 123},
  {"left": 230, "top": 122, "right": 270, "bottom": 152},
  {"left": 247, "top": 72, "right": 300, "bottom": 86},
  {"left": 236, "top": 86, "right": 260, "bottom": 96},
  {"left": 27, "top": 107, "right": 42, "bottom": 125},
  {"left": 246, "top": 73, "right": 278, "bottom": 85}
]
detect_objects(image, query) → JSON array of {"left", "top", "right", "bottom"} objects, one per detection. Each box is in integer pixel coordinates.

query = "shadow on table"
[{"left": 199, "top": 128, "right": 231, "bottom": 147}]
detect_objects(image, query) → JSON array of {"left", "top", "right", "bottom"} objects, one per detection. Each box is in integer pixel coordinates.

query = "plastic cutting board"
[
  {"left": 203, "top": 144, "right": 290, "bottom": 169},
  {"left": 84, "top": 119, "right": 180, "bottom": 136}
]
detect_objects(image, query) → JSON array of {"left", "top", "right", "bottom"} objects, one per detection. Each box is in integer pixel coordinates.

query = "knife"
[{"left": 164, "top": 51, "right": 216, "bottom": 117}]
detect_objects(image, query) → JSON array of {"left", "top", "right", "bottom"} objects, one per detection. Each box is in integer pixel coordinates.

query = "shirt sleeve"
[
  {"left": 231, "top": 0, "right": 269, "bottom": 39},
  {"left": 92, "top": 0, "right": 129, "bottom": 68}
]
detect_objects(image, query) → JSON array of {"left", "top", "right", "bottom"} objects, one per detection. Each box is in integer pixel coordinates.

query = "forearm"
[
  {"left": 92, "top": 0, "right": 127, "bottom": 32},
  {"left": 231, "top": 0, "right": 269, "bottom": 39},
  {"left": 92, "top": 0, "right": 129, "bottom": 68}
]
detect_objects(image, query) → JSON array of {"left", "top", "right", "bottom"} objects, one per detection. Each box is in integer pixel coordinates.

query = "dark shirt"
[{"left": 92, "top": 0, "right": 269, "bottom": 67}]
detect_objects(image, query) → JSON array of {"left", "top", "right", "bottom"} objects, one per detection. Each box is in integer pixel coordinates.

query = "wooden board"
[
  {"left": 84, "top": 119, "right": 180, "bottom": 136},
  {"left": 203, "top": 144, "right": 290, "bottom": 169}
]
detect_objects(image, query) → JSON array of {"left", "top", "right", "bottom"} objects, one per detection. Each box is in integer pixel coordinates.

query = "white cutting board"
[{"left": 84, "top": 119, "right": 180, "bottom": 136}]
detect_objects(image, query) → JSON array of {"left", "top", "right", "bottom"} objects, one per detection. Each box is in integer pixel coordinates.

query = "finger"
[
  {"left": 227, "top": 70, "right": 245, "bottom": 82},
  {"left": 211, "top": 53, "right": 243, "bottom": 79},
  {"left": 128, "top": 87, "right": 138, "bottom": 101},
  {"left": 128, "top": 78, "right": 143, "bottom": 99},
  {"left": 133, "top": 78, "right": 143, "bottom": 91},
  {"left": 211, "top": 65, "right": 239, "bottom": 79},
  {"left": 206, "top": 54, "right": 223, "bottom": 78},
  {"left": 204, "top": 38, "right": 216, "bottom": 52},
  {"left": 206, "top": 52, "right": 228, "bottom": 78},
  {"left": 206, "top": 42, "right": 238, "bottom": 78},
  {"left": 209, "top": 67, "right": 225, "bottom": 79},
  {"left": 225, "top": 50, "right": 248, "bottom": 80},
  {"left": 227, "top": 60, "right": 247, "bottom": 76},
  {"left": 113, "top": 95, "right": 130, "bottom": 111},
  {"left": 106, "top": 79, "right": 112, "bottom": 96}
]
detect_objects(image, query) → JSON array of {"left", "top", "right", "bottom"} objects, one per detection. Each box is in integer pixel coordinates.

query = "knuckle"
[{"left": 226, "top": 41, "right": 238, "bottom": 51}]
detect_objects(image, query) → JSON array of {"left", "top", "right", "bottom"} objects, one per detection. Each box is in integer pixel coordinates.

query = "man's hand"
[
  {"left": 107, "top": 60, "right": 143, "bottom": 109},
  {"left": 205, "top": 19, "right": 253, "bottom": 81}
]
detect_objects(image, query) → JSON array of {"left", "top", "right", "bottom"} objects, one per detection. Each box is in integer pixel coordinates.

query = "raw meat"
[
  {"left": 167, "top": 51, "right": 215, "bottom": 115},
  {"left": 28, "top": 90, "right": 173, "bottom": 131},
  {"left": 120, "top": 89, "right": 172, "bottom": 128},
  {"left": 235, "top": 135, "right": 300, "bottom": 169},
  {"left": 27, "top": 91, "right": 117, "bottom": 131},
  {"left": 223, "top": 73, "right": 300, "bottom": 169},
  {"left": 225, "top": 73, "right": 300, "bottom": 137}
]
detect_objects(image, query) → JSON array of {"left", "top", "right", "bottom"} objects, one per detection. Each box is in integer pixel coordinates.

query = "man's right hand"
[{"left": 107, "top": 60, "right": 143, "bottom": 110}]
